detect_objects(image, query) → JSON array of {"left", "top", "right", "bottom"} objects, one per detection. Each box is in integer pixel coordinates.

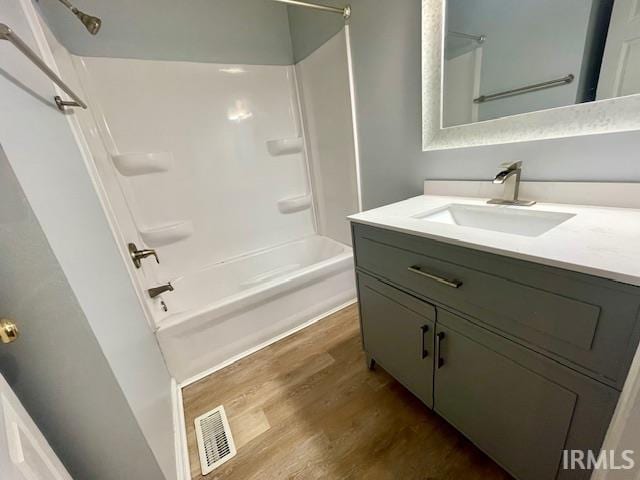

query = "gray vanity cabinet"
[
  {"left": 351, "top": 222, "right": 635, "bottom": 480},
  {"left": 434, "top": 309, "right": 618, "bottom": 480},
  {"left": 358, "top": 273, "right": 435, "bottom": 407},
  {"left": 434, "top": 322, "right": 570, "bottom": 480},
  {"left": 353, "top": 223, "right": 640, "bottom": 390}
]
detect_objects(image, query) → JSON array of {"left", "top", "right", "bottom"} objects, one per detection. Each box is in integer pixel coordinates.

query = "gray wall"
[
  {"left": 0, "top": 148, "right": 165, "bottom": 480},
  {"left": 340, "top": 0, "right": 640, "bottom": 209},
  {"left": 36, "top": 0, "right": 294, "bottom": 65}
]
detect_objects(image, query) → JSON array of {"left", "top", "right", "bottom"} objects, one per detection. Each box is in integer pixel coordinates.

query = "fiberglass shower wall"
[
  {"left": 37, "top": 0, "right": 359, "bottom": 292},
  {"left": 38, "top": 1, "right": 358, "bottom": 283},
  {"left": 296, "top": 29, "right": 360, "bottom": 246},
  {"left": 73, "top": 56, "right": 315, "bottom": 280}
]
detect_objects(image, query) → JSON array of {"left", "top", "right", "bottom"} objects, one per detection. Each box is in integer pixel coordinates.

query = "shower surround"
[{"left": 39, "top": 17, "right": 359, "bottom": 382}]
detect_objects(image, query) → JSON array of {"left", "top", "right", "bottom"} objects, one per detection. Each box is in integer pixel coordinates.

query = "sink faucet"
[
  {"left": 148, "top": 282, "right": 173, "bottom": 299},
  {"left": 487, "top": 161, "right": 536, "bottom": 206}
]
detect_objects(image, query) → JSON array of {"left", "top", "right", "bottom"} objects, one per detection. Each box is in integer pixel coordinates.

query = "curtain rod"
[{"left": 272, "top": 0, "right": 351, "bottom": 19}]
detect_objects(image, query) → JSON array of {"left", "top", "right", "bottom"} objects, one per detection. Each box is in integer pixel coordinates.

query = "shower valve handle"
[{"left": 128, "top": 243, "right": 159, "bottom": 269}]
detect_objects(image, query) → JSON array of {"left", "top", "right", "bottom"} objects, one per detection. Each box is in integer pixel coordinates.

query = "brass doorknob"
[{"left": 0, "top": 319, "right": 19, "bottom": 344}]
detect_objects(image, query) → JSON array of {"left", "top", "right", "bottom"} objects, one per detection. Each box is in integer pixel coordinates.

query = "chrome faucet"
[
  {"left": 487, "top": 161, "right": 535, "bottom": 206},
  {"left": 128, "top": 243, "right": 159, "bottom": 269},
  {"left": 148, "top": 282, "right": 173, "bottom": 299}
]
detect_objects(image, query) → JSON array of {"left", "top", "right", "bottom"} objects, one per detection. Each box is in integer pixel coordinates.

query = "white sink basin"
[{"left": 414, "top": 203, "right": 575, "bottom": 237}]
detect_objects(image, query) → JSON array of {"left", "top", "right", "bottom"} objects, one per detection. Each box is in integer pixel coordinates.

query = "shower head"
[
  {"left": 73, "top": 9, "right": 101, "bottom": 35},
  {"left": 55, "top": 0, "right": 102, "bottom": 35}
]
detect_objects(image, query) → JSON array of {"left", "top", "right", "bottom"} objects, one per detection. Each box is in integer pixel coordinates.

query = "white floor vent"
[{"left": 194, "top": 405, "right": 237, "bottom": 475}]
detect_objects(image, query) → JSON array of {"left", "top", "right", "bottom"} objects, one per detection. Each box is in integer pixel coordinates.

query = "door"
[
  {"left": 442, "top": 47, "right": 482, "bottom": 127},
  {"left": 0, "top": 367, "right": 72, "bottom": 479},
  {"left": 434, "top": 309, "right": 577, "bottom": 480},
  {"left": 357, "top": 273, "right": 435, "bottom": 407},
  {"left": 597, "top": 0, "right": 640, "bottom": 99}
]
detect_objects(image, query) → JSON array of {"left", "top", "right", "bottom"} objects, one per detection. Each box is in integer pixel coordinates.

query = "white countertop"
[{"left": 349, "top": 195, "right": 640, "bottom": 287}]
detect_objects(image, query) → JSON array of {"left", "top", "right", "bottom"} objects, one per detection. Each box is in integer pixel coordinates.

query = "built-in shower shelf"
[
  {"left": 277, "top": 194, "right": 312, "bottom": 214},
  {"left": 266, "top": 137, "right": 304, "bottom": 156},
  {"left": 112, "top": 152, "right": 173, "bottom": 176},
  {"left": 139, "top": 220, "right": 194, "bottom": 247}
]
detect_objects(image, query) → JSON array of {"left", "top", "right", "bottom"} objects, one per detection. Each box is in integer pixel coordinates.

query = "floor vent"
[{"left": 194, "top": 405, "right": 237, "bottom": 475}]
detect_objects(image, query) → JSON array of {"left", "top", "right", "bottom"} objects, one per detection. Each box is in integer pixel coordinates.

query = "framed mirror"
[{"left": 422, "top": 0, "right": 640, "bottom": 150}]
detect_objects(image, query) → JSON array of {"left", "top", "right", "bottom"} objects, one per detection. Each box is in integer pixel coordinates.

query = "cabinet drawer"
[
  {"left": 435, "top": 309, "right": 618, "bottom": 480},
  {"left": 357, "top": 272, "right": 435, "bottom": 407},
  {"left": 352, "top": 222, "right": 640, "bottom": 388}
]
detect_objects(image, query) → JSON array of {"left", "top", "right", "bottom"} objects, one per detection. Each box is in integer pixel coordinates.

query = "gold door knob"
[{"left": 0, "top": 319, "right": 19, "bottom": 344}]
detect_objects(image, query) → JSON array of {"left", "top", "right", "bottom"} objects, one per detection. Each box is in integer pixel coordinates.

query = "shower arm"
[
  {"left": 271, "top": 0, "right": 351, "bottom": 19},
  {"left": 56, "top": 0, "right": 77, "bottom": 12},
  {"left": 53, "top": 0, "right": 102, "bottom": 35}
]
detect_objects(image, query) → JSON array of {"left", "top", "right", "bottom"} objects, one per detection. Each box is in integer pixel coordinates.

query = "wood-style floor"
[{"left": 182, "top": 304, "right": 512, "bottom": 480}]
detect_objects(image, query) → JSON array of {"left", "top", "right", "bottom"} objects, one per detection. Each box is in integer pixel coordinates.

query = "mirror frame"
[{"left": 422, "top": 0, "right": 640, "bottom": 151}]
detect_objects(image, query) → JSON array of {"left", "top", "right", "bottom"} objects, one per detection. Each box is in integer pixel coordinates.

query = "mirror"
[
  {"left": 422, "top": 0, "right": 640, "bottom": 150},
  {"left": 441, "top": 0, "right": 640, "bottom": 128}
]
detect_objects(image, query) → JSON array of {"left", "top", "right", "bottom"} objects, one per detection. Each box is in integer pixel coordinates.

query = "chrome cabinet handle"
[
  {"left": 421, "top": 324, "right": 429, "bottom": 359},
  {"left": 436, "top": 331, "right": 446, "bottom": 368},
  {"left": 407, "top": 266, "right": 462, "bottom": 289}
]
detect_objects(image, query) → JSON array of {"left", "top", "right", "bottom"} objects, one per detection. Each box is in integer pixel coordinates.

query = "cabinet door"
[
  {"left": 358, "top": 273, "right": 435, "bottom": 407},
  {"left": 434, "top": 310, "right": 578, "bottom": 480}
]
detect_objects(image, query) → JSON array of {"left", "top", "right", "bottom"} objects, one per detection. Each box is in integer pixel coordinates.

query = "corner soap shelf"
[
  {"left": 266, "top": 138, "right": 304, "bottom": 157},
  {"left": 277, "top": 195, "right": 312, "bottom": 214},
  {"left": 112, "top": 152, "right": 173, "bottom": 176},
  {"left": 139, "top": 220, "right": 194, "bottom": 247}
]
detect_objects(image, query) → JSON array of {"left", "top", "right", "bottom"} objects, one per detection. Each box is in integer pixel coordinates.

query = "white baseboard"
[{"left": 172, "top": 379, "right": 191, "bottom": 480}]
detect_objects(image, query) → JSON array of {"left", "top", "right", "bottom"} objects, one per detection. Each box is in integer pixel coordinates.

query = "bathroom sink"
[{"left": 414, "top": 203, "right": 575, "bottom": 237}]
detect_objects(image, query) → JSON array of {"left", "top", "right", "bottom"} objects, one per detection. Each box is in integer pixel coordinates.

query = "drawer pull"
[
  {"left": 437, "top": 331, "right": 446, "bottom": 368},
  {"left": 408, "top": 266, "right": 463, "bottom": 289},
  {"left": 421, "top": 325, "right": 429, "bottom": 359}
]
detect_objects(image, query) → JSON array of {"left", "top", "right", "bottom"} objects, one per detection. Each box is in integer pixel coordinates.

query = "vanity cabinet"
[
  {"left": 352, "top": 222, "right": 638, "bottom": 480},
  {"left": 358, "top": 273, "right": 435, "bottom": 407}
]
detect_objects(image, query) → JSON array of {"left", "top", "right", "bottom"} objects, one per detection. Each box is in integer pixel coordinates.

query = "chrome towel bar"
[
  {"left": 0, "top": 23, "right": 87, "bottom": 111},
  {"left": 448, "top": 30, "right": 485, "bottom": 44},
  {"left": 474, "top": 74, "right": 574, "bottom": 104}
]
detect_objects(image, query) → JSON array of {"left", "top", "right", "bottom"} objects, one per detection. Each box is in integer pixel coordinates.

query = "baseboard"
[
  {"left": 179, "top": 298, "right": 357, "bottom": 388},
  {"left": 172, "top": 378, "right": 191, "bottom": 480}
]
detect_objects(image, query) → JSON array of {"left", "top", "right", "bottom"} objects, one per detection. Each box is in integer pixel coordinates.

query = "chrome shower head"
[
  {"left": 55, "top": 0, "right": 102, "bottom": 35},
  {"left": 73, "top": 9, "right": 101, "bottom": 35}
]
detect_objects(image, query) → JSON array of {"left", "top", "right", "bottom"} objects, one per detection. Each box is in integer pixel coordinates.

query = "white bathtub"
[{"left": 156, "top": 235, "right": 356, "bottom": 382}]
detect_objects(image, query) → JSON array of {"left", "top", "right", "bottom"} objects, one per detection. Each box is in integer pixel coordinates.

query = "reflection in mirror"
[{"left": 442, "top": 0, "right": 640, "bottom": 128}]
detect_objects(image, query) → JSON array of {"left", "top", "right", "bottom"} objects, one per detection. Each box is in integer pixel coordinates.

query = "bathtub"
[{"left": 156, "top": 235, "right": 356, "bottom": 382}]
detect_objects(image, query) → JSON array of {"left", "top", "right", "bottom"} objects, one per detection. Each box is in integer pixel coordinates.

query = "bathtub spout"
[{"left": 148, "top": 282, "right": 173, "bottom": 299}]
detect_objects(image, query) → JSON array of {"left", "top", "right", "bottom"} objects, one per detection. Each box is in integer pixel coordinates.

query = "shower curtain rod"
[{"left": 272, "top": 0, "right": 351, "bottom": 19}]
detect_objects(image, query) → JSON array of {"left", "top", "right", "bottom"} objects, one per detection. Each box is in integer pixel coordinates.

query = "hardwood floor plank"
[
  {"left": 228, "top": 408, "right": 271, "bottom": 450},
  {"left": 183, "top": 304, "right": 512, "bottom": 480}
]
